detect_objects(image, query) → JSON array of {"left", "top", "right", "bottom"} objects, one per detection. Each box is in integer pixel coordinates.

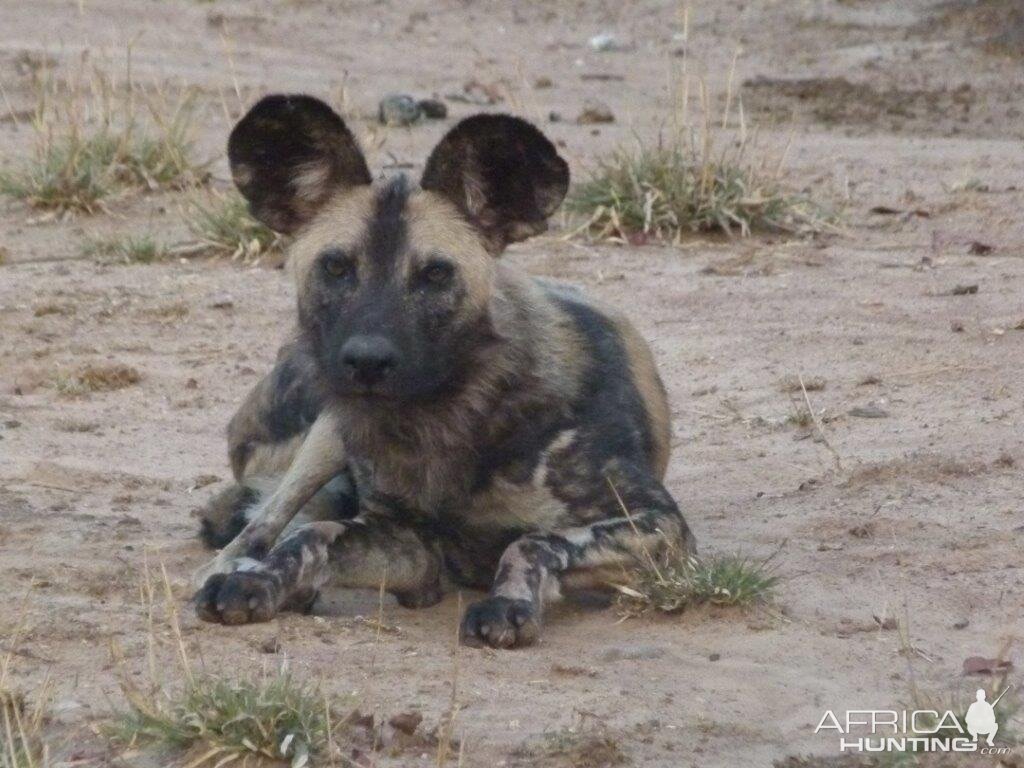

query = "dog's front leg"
[
  {"left": 191, "top": 407, "right": 347, "bottom": 587},
  {"left": 195, "top": 517, "right": 443, "bottom": 625}
]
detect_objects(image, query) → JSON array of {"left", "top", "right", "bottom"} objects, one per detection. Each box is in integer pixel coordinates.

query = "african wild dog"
[{"left": 193, "top": 94, "right": 695, "bottom": 648}]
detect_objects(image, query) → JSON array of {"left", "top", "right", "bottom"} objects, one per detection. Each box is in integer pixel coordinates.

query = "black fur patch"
[
  {"left": 421, "top": 114, "right": 569, "bottom": 252},
  {"left": 228, "top": 94, "right": 371, "bottom": 233},
  {"left": 264, "top": 343, "right": 324, "bottom": 442},
  {"left": 541, "top": 293, "right": 665, "bottom": 515},
  {"left": 365, "top": 175, "right": 409, "bottom": 275}
]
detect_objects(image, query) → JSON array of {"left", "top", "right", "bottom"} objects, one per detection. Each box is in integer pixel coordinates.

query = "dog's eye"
[
  {"left": 418, "top": 259, "right": 455, "bottom": 289},
  {"left": 321, "top": 250, "right": 355, "bottom": 282}
]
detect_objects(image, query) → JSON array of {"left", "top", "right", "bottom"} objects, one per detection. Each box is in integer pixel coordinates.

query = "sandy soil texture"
[{"left": 1, "top": 1, "right": 1022, "bottom": 766}]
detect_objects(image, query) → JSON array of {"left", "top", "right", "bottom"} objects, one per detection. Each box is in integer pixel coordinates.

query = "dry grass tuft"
[
  {"left": 1, "top": 685, "right": 50, "bottom": 768},
  {"left": 0, "top": 54, "right": 205, "bottom": 215},
  {"left": 112, "top": 671, "right": 332, "bottom": 767},
  {"left": 183, "top": 189, "right": 283, "bottom": 261},
  {"left": 54, "top": 364, "right": 141, "bottom": 396},
  {"left": 108, "top": 564, "right": 349, "bottom": 768},
  {"left": 513, "top": 722, "right": 628, "bottom": 768},
  {"left": 82, "top": 234, "right": 168, "bottom": 264},
  {"left": 780, "top": 375, "right": 826, "bottom": 394},
  {"left": 568, "top": 142, "right": 829, "bottom": 242},
  {"left": 2, "top": 592, "right": 53, "bottom": 768},
  {"left": 615, "top": 549, "right": 778, "bottom": 617},
  {"left": 568, "top": 40, "right": 833, "bottom": 243}
]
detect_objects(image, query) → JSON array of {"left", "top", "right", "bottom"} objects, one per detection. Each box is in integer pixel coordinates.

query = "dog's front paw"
[
  {"left": 460, "top": 597, "right": 540, "bottom": 649},
  {"left": 194, "top": 570, "right": 281, "bottom": 625}
]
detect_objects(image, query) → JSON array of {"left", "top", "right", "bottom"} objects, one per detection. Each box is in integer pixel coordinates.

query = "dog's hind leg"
[
  {"left": 460, "top": 461, "right": 694, "bottom": 648},
  {"left": 195, "top": 517, "right": 442, "bottom": 625}
]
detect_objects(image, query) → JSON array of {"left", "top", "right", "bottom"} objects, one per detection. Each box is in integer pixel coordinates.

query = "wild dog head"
[{"left": 228, "top": 95, "right": 569, "bottom": 401}]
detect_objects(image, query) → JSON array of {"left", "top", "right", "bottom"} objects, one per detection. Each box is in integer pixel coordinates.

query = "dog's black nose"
[{"left": 340, "top": 335, "right": 398, "bottom": 385}]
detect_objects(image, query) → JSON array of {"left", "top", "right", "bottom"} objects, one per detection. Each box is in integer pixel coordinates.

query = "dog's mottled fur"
[{"left": 194, "top": 94, "right": 694, "bottom": 648}]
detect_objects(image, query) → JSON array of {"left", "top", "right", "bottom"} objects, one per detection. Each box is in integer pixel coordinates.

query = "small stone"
[
  {"left": 389, "top": 711, "right": 423, "bottom": 735},
  {"left": 953, "top": 619, "right": 970, "bottom": 630},
  {"left": 577, "top": 100, "right": 615, "bottom": 125},
  {"left": 417, "top": 98, "right": 447, "bottom": 119},
  {"left": 709, "top": 653, "right": 720, "bottom": 662},
  {"left": 589, "top": 32, "right": 622, "bottom": 52},
  {"left": 209, "top": 293, "right": 234, "bottom": 309},
  {"left": 51, "top": 698, "right": 86, "bottom": 725},
  {"left": 378, "top": 94, "right": 422, "bottom": 126},
  {"left": 549, "top": 111, "right": 563, "bottom": 123}
]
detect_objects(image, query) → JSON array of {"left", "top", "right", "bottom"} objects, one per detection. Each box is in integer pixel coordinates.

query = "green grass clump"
[
  {"left": 616, "top": 551, "right": 778, "bottom": 616},
  {"left": 83, "top": 234, "right": 168, "bottom": 263},
  {"left": 0, "top": 64, "right": 204, "bottom": 215},
  {"left": 109, "top": 565, "right": 349, "bottom": 768},
  {"left": 568, "top": 143, "right": 829, "bottom": 242},
  {"left": 112, "top": 671, "right": 330, "bottom": 767},
  {"left": 185, "top": 190, "right": 282, "bottom": 261}
]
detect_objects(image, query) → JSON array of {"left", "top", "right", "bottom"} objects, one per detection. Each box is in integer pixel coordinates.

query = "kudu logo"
[{"left": 815, "top": 686, "right": 1014, "bottom": 756}]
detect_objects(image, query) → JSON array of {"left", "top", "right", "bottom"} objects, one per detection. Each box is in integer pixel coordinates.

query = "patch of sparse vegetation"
[
  {"left": 32, "top": 302, "right": 76, "bottom": 317},
  {"left": 1, "top": 685, "right": 50, "bottom": 768},
  {"left": 184, "top": 189, "right": 282, "bottom": 261},
  {"left": 513, "top": 722, "right": 628, "bottom": 768},
  {"left": 0, "top": 56, "right": 205, "bottom": 215},
  {"left": 568, "top": 46, "right": 833, "bottom": 243},
  {"left": 934, "top": 0, "right": 1024, "bottom": 57},
  {"left": 83, "top": 234, "right": 168, "bottom": 264},
  {"left": 107, "top": 565, "right": 354, "bottom": 768},
  {"left": 54, "top": 363, "right": 141, "bottom": 395},
  {"left": 568, "top": 141, "right": 829, "bottom": 241},
  {"left": 615, "top": 549, "right": 779, "bottom": 616},
  {"left": 112, "top": 670, "right": 332, "bottom": 767},
  {"left": 780, "top": 375, "right": 826, "bottom": 394},
  {"left": 2, "top": 595, "right": 52, "bottom": 768},
  {"left": 786, "top": 401, "right": 815, "bottom": 429}
]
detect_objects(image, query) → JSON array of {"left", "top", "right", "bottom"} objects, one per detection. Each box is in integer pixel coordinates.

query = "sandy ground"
[{"left": 1, "top": 1, "right": 1022, "bottom": 766}]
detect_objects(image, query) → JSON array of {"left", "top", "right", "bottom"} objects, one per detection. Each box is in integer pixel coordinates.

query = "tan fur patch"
[
  {"left": 287, "top": 185, "right": 496, "bottom": 309},
  {"left": 288, "top": 186, "right": 378, "bottom": 290},
  {"left": 406, "top": 191, "right": 495, "bottom": 309},
  {"left": 611, "top": 314, "right": 672, "bottom": 478}
]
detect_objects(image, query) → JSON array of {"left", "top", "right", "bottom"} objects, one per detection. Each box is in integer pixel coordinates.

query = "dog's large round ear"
[
  {"left": 228, "top": 94, "right": 372, "bottom": 234},
  {"left": 420, "top": 114, "right": 569, "bottom": 255}
]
